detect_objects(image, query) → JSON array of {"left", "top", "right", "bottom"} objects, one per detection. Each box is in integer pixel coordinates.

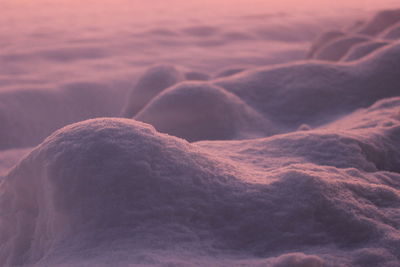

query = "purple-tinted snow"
[{"left": 0, "top": 1, "right": 399, "bottom": 266}]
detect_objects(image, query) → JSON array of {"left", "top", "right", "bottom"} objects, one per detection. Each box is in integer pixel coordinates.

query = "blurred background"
[
  {"left": 1, "top": 0, "right": 398, "bottom": 88},
  {"left": 0, "top": 0, "right": 399, "bottom": 151}
]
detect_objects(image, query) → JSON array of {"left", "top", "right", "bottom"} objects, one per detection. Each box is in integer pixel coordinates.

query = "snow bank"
[
  {"left": 1, "top": 4, "right": 400, "bottom": 267},
  {"left": 342, "top": 40, "right": 390, "bottom": 62},
  {"left": 123, "top": 42, "right": 400, "bottom": 142},
  {"left": 356, "top": 9, "right": 400, "bottom": 36},
  {"left": 0, "top": 118, "right": 235, "bottom": 265},
  {"left": 135, "top": 82, "right": 273, "bottom": 141},
  {"left": 1, "top": 97, "right": 399, "bottom": 266},
  {"left": 313, "top": 35, "right": 370, "bottom": 61},
  {"left": 184, "top": 71, "right": 210, "bottom": 81},
  {"left": 215, "top": 42, "right": 400, "bottom": 130},
  {"left": 307, "top": 30, "right": 345, "bottom": 58},
  {"left": 0, "top": 148, "right": 31, "bottom": 176},
  {"left": 122, "top": 65, "right": 186, "bottom": 118},
  {"left": 380, "top": 21, "right": 400, "bottom": 40},
  {"left": 309, "top": 9, "right": 400, "bottom": 62}
]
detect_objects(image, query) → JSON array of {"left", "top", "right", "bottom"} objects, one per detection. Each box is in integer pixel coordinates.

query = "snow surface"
[
  {"left": 356, "top": 9, "right": 400, "bottom": 36},
  {"left": 342, "top": 41, "right": 390, "bottom": 62},
  {"left": 0, "top": 1, "right": 400, "bottom": 266},
  {"left": 122, "top": 65, "right": 185, "bottom": 118},
  {"left": 135, "top": 82, "right": 273, "bottom": 141},
  {"left": 313, "top": 35, "right": 371, "bottom": 61},
  {"left": 381, "top": 21, "right": 400, "bottom": 40}
]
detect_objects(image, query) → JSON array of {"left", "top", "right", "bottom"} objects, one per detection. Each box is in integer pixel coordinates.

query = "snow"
[
  {"left": 356, "top": 9, "right": 400, "bottom": 36},
  {"left": 312, "top": 35, "right": 370, "bottom": 61},
  {"left": 135, "top": 82, "right": 273, "bottom": 141},
  {"left": 1, "top": 97, "right": 399, "bottom": 266},
  {"left": 213, "top": 42, "right": 400, "bottom": 131},
  {"left": 342, "top": 40, "right": 390, "bottom": 62},
  {"left": 0, "top": 1, "right": 400, "bottom": 266},
  {"left": 122, "top": 64, "right": 185, "bottom": 118},
  {"left": 381, "top": 21, "right": 400, "bottom": 40}
]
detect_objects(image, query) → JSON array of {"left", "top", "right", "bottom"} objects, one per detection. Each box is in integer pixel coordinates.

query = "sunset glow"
[{"left": 0, "top": 1, "right": 399, "bottom": 266}]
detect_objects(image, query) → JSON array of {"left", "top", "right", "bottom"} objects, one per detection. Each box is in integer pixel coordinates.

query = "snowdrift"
[
  {"left": 1, "top": 96, "right": 399, "bottom": 266},
  {"left": 1, "top": 40, "right": 400, "bottom": 266},
  {"left": 124, "top": 42, "right": 400, "bottom": 140},
  {"left": 135, "top": 82, "right": 273, "bottom": 141},
  {"left": 342, "top": 40, "right": 390, "bottom": 62},
  {"left": 0, "top": 4, "right": 400, "bottom": 267},
  {"left": 381, "top": 21, "right": 400, "bottom": 40},
  {"left": 309, "top": 8, "right": 400, "bottom": 62}
]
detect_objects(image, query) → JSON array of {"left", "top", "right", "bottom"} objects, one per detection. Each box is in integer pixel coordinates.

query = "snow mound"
[
  {"left": 342, "top": 40, "right": 391, "bottom": 61},
  {"left": 122, "top": 64, "right": 185, "bottom": 118},
  {"left": 199, "top": 96, "right": 400, "bottom": 174},
  {"left": 313, "top": 35, "right": 370, "bottom": 61},
  {"left": 380, "top": 21, "right": 400, "bottom": 40},
  {"left": 307, "top": 30, "right": 345, "bottom": 58},
  {"left": 214, "top": 67, "right": 248, "bottom": 78},
  {"left": 1, "top": 5, "right": 400, "bottom": 267},
  {"left": 308, "top": 9, "right": 400, "bottom": 63},
  {"left": 127, "top": 42, "right": 400, "bottom": 141},
  {"left": 356, "top": 9, "right": 400, "bottom": 36},
  {"left": 135, "top": 82, "right": 273, "bottom": 141},
  {"left": 215, "top": 42, "right": 400, "bottom": 130},
  {"left": 0, "top": 118, "right": 236, "bottom": 266},
  {"left": 184, "top": 71, "right": 210, "bottom": 81},
  {"left": 0, "top": 148, "right": 31, "bottom": 176},
  {"left": 1, "top": 105, "right": 399, "bottom": 266}
]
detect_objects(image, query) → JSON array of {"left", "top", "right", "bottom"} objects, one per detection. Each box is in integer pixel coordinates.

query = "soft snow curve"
[{"left": 0, "top": 102, "right": 399, "bottom": 266}]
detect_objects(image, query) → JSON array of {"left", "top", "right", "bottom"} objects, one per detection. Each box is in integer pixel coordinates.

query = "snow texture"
[
  {"left": 0, "top": 3, "right": 400, "bottom": 267},
  {"left": 1, "top": 96, "right": 399, "bottom": 266},
  {"left": 135, "top": 82, "right": 273, "bottom": 141},
  {"left": 124, "top": 41, "right": 400, "bottom": 139}
]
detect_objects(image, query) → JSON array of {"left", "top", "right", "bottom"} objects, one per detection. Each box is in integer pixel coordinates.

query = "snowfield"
[{"left": 0, "top": 1, "right": 399, "bottom": 266}]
